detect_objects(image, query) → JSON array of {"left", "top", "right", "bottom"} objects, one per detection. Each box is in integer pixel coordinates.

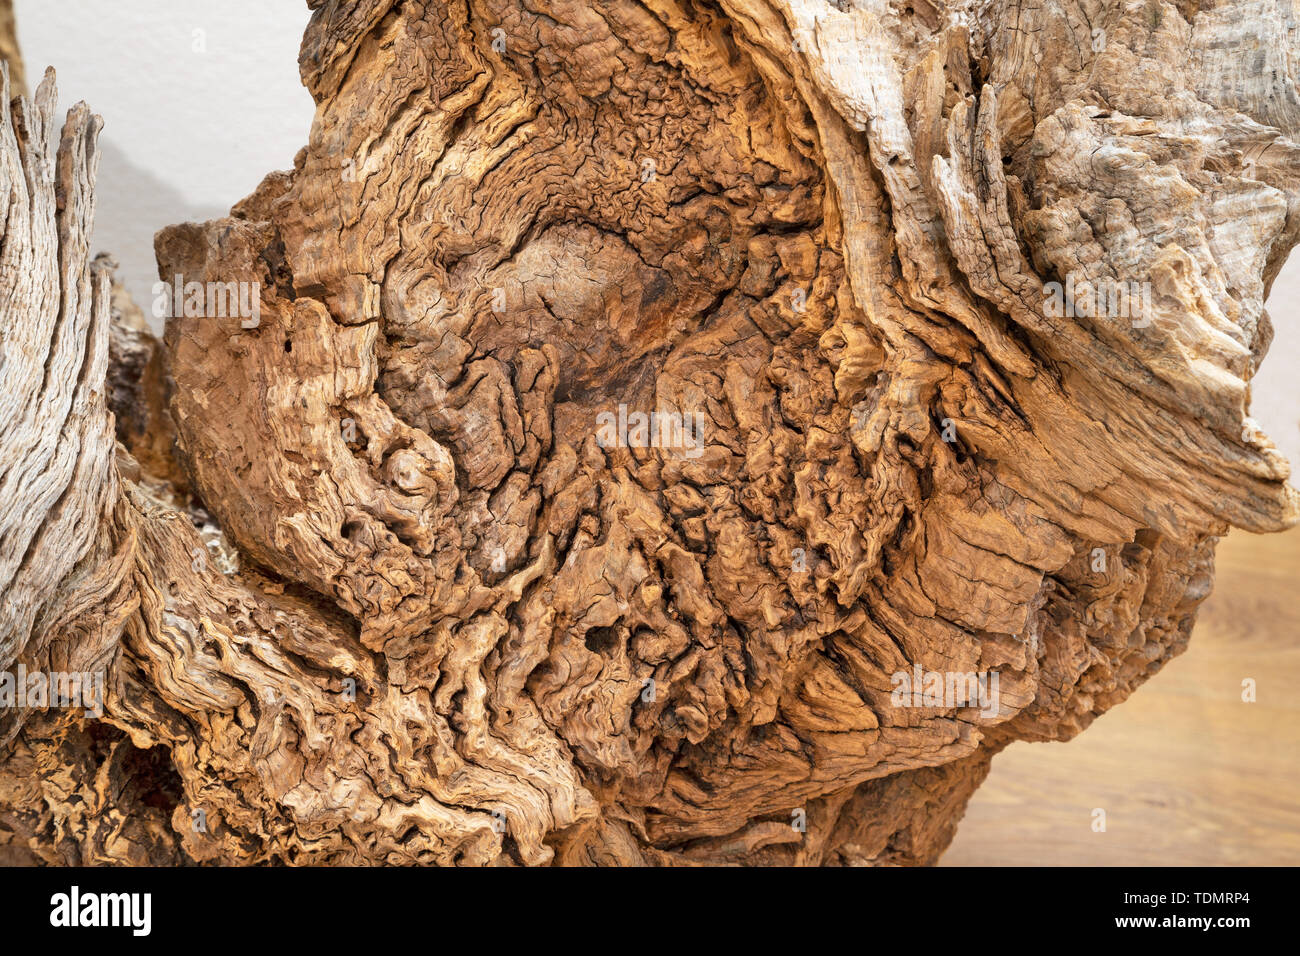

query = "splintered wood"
[{"left": 1, "top": 0, "right": 1296, "bottom": 866}]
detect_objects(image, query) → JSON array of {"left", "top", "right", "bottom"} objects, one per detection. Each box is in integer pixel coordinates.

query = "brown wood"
[
  {"left": 943, "top": 527, "right": 1300, "bottom": 866},
  {"left": 0, "top": 0, "right": 22, "bottom": 98},
  {"left": 1, "top": 1, "right": 1297, "bottom": 866}
]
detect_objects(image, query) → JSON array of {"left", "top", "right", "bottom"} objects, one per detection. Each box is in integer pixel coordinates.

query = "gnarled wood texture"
[{"left": 1, "top": 0, "right": 1296, "bottom": 866}]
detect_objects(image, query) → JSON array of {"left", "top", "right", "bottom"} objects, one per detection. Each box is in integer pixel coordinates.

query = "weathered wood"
[
  {"left": 1, "top": 0, "right": 1297, "bottom": 865},
  {"left": 944, "top": 526, "right": 1300, "bottom": 866}
]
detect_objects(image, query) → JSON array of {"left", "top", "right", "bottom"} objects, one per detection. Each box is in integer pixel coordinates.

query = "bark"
[{"left": 1, "top": 0, "right": 1297, "bottom": 866}]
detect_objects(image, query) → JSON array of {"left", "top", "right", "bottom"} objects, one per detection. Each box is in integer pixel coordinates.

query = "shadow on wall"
[{"left": 93, "top": 137, "right": 227, "bottom": 335}]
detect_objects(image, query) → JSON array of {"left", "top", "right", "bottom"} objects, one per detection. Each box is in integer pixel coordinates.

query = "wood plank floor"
[{"left": 940, "top": 526, "right": 1300, "bottom": 866}]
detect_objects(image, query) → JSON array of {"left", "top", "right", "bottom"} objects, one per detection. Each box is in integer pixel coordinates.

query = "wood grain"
[
  {"left": 942, "top": 526, "right": 1300, "bottom": 866},
  {"left": 4, "top": 1, "right": 1300, "bottom": 866}
]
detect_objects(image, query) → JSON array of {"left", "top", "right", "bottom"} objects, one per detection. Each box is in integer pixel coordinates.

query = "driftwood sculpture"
[{"left": 0, "top": 0, "right": 1296, "bottom": 866}]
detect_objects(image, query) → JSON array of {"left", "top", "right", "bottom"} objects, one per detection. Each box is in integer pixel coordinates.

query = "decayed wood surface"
[
  {"left": 1, "top": 0, "right": 1298, "bottom": 866},
  {"left": 943, "top": 526, "right": 1300, "bottom": 866}
]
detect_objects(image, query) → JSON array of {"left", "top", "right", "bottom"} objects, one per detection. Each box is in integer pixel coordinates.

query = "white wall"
[
  {"left": 1255, "top": 268, "right": 1300, "bottom": 476},
  {"left": 14, "top": 0, "right": 315, "bottom": 315},
  {"left": 13, "top": 0, "right": 1300, "bottom": 477}
]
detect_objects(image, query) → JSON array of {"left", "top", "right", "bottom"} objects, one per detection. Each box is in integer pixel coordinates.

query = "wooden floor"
[{"left": 941, "top": 526, "right": 1300, "bottom": 866}]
